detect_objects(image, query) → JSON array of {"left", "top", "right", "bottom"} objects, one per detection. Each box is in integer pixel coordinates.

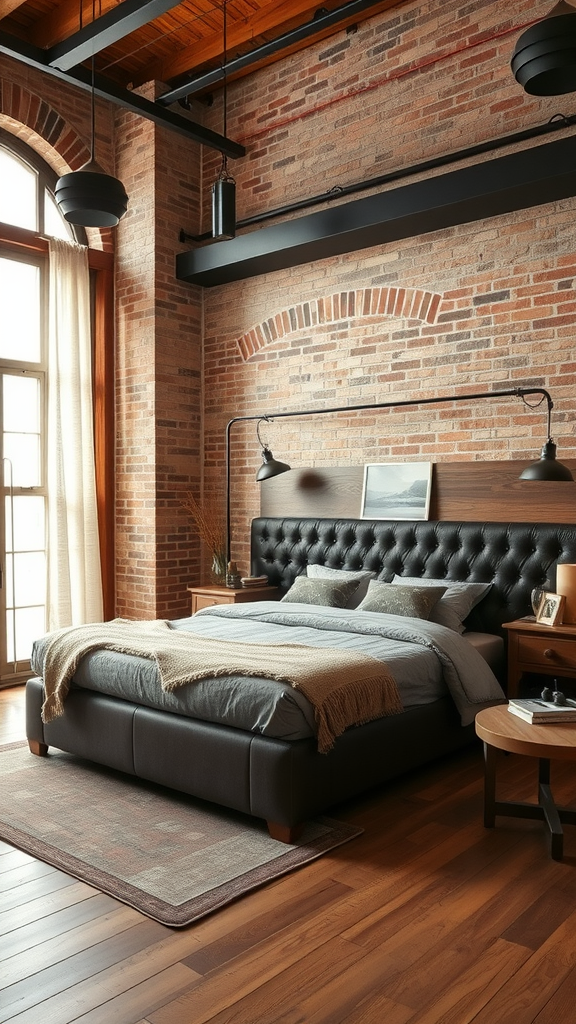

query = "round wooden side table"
[{"left": 475, "top": 704, "right": 576, "bottom": 861}]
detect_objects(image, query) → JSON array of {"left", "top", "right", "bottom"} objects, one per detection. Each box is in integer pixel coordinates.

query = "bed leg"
[
  {"left": 28, "top": 739, "right": 48, "bottom": 757},
  {"left": 267, "top": 821, "right": 304, "bottom": 844}
]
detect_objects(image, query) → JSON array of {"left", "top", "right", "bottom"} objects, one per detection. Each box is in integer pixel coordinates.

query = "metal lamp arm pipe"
[{"left": 224, "top": 386, "right": 553, "bottom": 561}]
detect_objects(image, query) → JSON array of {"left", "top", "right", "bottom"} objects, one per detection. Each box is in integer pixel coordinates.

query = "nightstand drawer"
[
  {"left": 516, "top": 635, "right": 576, "bottom": 672},
  {"left": 193, "top": 593, "right": 233, "bottom": 612}
]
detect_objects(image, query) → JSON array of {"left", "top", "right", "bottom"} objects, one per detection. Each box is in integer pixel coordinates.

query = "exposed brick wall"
[
  {"left": 198, "top": 0, "right": 576, "bottom": 574},
  {"left": 114, "top": 88, "right": 203, "bottom": 620}
]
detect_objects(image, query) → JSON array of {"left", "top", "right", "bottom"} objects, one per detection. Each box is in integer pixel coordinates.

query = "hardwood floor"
[{"left": 2, "top": 685, "right": 576, "bottom": 1023}]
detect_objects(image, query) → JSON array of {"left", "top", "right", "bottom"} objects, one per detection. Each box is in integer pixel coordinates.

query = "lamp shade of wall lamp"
[
  {"left": 255, "top": 418, "right": 291, "bottom": 481},
  {"left": 511, "top": 1, "right": 576, "bottom": 96}
]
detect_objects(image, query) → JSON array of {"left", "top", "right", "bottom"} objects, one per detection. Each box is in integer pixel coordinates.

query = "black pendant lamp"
[
  {"left": 511, "top": 1, "right": 576, "bottom": 95},
  {"left": 212, "top": 1, "right": 236, "bottom": 239},
  {"left": 55, "top": 3, "right": 128, "bottom": 228}
]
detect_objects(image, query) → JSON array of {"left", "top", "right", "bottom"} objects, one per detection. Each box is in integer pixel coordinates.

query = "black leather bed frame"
[{"left": 26, "top": 517, "right": 576, "bottom": 841}]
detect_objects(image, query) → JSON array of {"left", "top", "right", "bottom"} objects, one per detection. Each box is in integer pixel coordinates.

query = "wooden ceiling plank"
[
  {"left": 146, "top": 0, "right": 408, "bottom": 90},
  {"left": 144, "top": 0, "right": 343, "bottom": 85},
  {"left": 27, "top": 0, "right": 119, "bottom": 50},
  {"left": 48, "top": 0, "right": 187, "bottom": 70},
  {"left": 0, "top": 1, "right": 29, "bottom": 18}
]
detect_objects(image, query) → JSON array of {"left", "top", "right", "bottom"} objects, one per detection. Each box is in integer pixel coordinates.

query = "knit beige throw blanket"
[{"left": 40, "top": 619, "right": 402, "bottom": 753}]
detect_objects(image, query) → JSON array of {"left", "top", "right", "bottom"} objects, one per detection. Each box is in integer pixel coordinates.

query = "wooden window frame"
[{"left": 0, "top": 223, "right": 115, "bottom": 618}]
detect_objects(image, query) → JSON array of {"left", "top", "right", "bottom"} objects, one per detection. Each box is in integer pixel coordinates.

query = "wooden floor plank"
[
  {"left": 0, "top": 893, "right": 125, "bottom": 961},
  {"left": 0, "top": 881, "right": 102, "bottom": 936}
]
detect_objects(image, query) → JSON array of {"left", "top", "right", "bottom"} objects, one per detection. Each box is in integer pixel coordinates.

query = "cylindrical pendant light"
[
  {"left": 211, "top": 1, "right": 236, "bottom": 239},
  {"left": 212, "top": 166, "right": 236, "bottom": 239},
  {"left": 511, "top": 1, "right": 576, "bottom": 96}
]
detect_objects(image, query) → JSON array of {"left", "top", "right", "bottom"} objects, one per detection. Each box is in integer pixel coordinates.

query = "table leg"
[
  {"left": 538, "top": 759, "right": 564, "bottom": 861},
  {"left": 483, "top": 741, "right": 497, "bottom": 828}
]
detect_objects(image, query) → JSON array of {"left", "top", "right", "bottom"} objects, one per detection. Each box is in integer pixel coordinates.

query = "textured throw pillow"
[
  {"left": 280, "top": 575, "right": 360, "bottom": 608},
  {"left": 391, "top": 575, "right": 492, "bottom": 633},
  {"left": 358, "top": 580, "right": 447, "bottom": 619},
  {"left": 306, "top": 565, "right": 376, "bottom": 608}
]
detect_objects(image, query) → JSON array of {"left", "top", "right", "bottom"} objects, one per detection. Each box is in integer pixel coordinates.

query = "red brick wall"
[{"left": 198, "top": 0, "right": 576, "bottom": 574}]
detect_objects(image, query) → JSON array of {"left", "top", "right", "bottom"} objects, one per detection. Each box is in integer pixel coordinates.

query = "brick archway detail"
[
  {"left": 236, "top": 287, "right": 443, "bottom": 361},
  {"left": 0, "top": 78, "right": 89, "bottom": 173}
]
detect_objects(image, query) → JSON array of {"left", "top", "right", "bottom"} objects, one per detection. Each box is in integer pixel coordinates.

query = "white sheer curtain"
[{"left": 47, "top": 238, "right": 103, "bottom": 629}]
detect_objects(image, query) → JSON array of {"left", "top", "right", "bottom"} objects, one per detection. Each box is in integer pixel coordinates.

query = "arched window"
[{"left": 0, "top": 132, "right": 112, "bottom": 685}]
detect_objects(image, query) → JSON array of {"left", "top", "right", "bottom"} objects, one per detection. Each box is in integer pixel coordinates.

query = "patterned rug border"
[{"left": 0, "top": 741, "right": 363, "bottom": 927}]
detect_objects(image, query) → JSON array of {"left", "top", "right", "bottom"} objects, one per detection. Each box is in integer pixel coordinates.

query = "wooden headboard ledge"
[{"left": 260, "top": 461, "right": 576, "bottom": 523}]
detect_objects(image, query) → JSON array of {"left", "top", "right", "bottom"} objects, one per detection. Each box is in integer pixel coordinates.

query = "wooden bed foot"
[
  {"left": 28, "top": 739, "right": 48, "bottom": 757},
  {"left": 267, "top": 821, "right": 304, "bottom": 844}
]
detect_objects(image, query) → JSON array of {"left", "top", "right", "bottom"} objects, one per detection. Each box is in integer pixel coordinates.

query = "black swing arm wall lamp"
[{"left": 224, "top": 386, "right": 573, "bottom": 562}]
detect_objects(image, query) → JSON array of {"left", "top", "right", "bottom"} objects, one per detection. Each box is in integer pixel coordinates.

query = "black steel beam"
[
  {"left": 0, "top": 29, "right": 245, "bottom": 158},
  {"left": 48, "top": 0, "right": 184, "bottom": 71},
  {"left": 176, "top": 134, "right": 576, "bottom": 286},
  {"left": 157, "top": 0, "right": 390, "bottom": 105}
]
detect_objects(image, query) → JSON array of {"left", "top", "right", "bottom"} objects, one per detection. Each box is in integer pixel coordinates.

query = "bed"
[{"left": 25, "top": 517, "right": 576, "bottom": 841}]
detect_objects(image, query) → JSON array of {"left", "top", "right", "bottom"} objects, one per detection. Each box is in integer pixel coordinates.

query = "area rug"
[{"left": 0, "top": 742, "right": 362, "bottom": 927}]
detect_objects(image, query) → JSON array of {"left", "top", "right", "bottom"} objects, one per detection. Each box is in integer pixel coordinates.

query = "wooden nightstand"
[
  {"left": 188, "top": 584, "right": 280, "bottom": 614},
  {"left": 503, "top": 617, "right": 576, "bottom": 698}
]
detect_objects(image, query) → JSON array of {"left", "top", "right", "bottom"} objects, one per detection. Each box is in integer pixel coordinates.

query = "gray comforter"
[{"left": 31, "top": 601, "right": 505, "bottom": 740}]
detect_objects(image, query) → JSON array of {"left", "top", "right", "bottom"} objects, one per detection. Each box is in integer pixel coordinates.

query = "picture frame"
[
  {"left": 361, "top": 462, "right": 433, "bottom": 520},
  {"left": 535, "top": 591, "right": 565, "bottom": 626}
]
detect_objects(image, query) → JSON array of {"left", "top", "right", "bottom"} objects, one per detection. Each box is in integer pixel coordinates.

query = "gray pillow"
[
  {"left": 358, "top": 580, "right": 447, "bottom": 619},
  {"left": 391, "top": 575, "right": 492, "bottom": 633},
  {"left": 280, "top": 575, "right": 360, "bottom": 608},
  {"left": 306, "top": 565, "right": 376, "bottom": 608}
]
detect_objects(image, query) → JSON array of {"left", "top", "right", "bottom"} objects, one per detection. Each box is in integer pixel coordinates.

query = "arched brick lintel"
[
  {"left": 236, "top": 287, "right": 443, "bottom": 361},
  {"left": 0, "top": 77, "right": 90, "bottom": 175}
]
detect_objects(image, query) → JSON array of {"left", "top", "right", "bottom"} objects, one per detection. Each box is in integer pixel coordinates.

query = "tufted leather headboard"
[{"left": 251, "top": 517, "right": 576, "bottom": 637}]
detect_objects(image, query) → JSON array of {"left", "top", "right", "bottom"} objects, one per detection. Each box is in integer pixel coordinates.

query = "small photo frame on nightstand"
[{"left": 535, "top": 591, "right": 565, "bottom": 626}]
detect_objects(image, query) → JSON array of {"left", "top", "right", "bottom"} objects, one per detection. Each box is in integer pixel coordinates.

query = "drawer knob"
[{"left": 544, "top": 648, "right": 555, "bottom": 659}]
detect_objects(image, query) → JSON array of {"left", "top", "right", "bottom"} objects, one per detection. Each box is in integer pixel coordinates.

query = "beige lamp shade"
[{"left": 556, "top": 563, "right": 576, "bottom": 623}]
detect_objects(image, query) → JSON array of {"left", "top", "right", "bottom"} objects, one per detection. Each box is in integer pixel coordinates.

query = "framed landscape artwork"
[{"left": 361, "top": 462, "right": 433, "bottom": 520}]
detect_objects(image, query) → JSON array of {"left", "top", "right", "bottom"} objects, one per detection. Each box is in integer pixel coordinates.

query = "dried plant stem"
[{"left": 180, "top": 491, "right": 225, "bottom": 557}]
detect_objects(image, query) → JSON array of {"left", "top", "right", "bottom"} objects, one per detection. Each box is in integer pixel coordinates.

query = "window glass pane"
[
  {"left": 3, "top": 375, "right": 41, "bottom": 432},
  {"left": 3, "top": 434, "right": 41, "bottom": 486},
  {"left": 0, "top": 148, "right": 37, "bottom": 230},
  {"left": 7, "top": 607, "right": 46, "bottom": 662},
  {"left": 6, "top": 551, "right": 46, "bottom": 606},
  {"left": 5, "top": 496, "right": 45, "bottom": 552},
  {"left": 44, "top": 190, "right": 73, "bottom": 240},
  {"left": 0, "top": 258, "right": 41, "bottom": 362}
]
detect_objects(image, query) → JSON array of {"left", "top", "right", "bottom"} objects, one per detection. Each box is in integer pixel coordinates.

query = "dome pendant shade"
[
  {"left": 519, "top": 439, "right": 574, "bottom": 481},
  {"left": 511, "top": 1, "right": 576, "bottom": 95},
  {"left": 256, "top": 446, "right": 291, "bottom": 481},
  {"left": 212, "top": 176, "right": 236, "bottom": 239},
  {"left": 55, "top": 159, "right": 129, "bottom": 228}
]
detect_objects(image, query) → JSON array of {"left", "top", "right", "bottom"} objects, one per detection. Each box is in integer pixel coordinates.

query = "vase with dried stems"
[{"left": 181, "top": 491, "right": 227, "bottom": 584}]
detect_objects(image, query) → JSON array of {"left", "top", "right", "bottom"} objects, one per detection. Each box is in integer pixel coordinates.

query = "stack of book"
[
  {"left": 240, "top": 575, "right": 269, "bottom": 588},
  {"left": 508, "top": 697, "right": 576, "bottom": 724}
]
